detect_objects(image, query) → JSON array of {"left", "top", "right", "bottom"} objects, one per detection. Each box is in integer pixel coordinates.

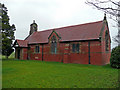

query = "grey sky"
[{"left": 1, "top": 0, "right": 118, "bottom": 48}]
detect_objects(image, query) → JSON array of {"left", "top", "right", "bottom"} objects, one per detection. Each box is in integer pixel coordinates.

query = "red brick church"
[{"left": 14, "top": 15, "right": 111, "bottom": 65}]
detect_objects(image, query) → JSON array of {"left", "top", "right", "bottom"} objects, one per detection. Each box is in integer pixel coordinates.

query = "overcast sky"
[{"left": 1, "top": 0, "right": 118, "bottom": 48}]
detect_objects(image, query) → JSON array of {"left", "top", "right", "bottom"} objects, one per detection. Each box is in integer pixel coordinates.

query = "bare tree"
[
  {"left": 86, "top": 0, "right": 120, "bottom": 46},
  {"left": 117, "top": 1, "right": 120, "bottom": 46}
]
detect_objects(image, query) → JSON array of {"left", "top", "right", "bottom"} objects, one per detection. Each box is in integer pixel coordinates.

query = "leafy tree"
[
  {"left": 110, "top": 46, "right": 120, "bottom": 69},
  {"left": 86, "top": 0, "right": 120, "bottom": 46},
  {"left": 0, "top": 3, "right": 16, "bottom": 58}
]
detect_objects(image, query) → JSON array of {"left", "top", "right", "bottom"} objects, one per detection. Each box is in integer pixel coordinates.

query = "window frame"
[
  {"left": 105, "top": 31, "right": 109, "bottom": 52},
  {"left": 35, "top": 45, "right": 40, "bottom": 53},
  {"left": 72, "top": 44, "right": 76, "bottom": 53},
  {"left": 51, "top": 35, "right": 57, "bottom": 54},
  {"left": 72, "top": 43, "right": 79, "bottom": 53},
  {"left": 76, "top": 43, "right": 79, "bottom": 53}
]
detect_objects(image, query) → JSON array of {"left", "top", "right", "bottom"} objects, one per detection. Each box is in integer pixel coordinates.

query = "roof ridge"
[
  {"left": 36, "top": 20, "right": 103, "bottom": 33},
  {"left": 25, "top": 20, "right": 104, "bottom": 44}
]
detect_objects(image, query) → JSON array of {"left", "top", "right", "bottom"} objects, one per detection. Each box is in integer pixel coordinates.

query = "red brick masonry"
[{"left": 14, "top": 20, "right": 111, "bottom": 65}]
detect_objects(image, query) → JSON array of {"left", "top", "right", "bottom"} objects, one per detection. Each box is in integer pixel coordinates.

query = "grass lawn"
[{"left": 2, "top": 59, "right": 118, "bottom": 88}]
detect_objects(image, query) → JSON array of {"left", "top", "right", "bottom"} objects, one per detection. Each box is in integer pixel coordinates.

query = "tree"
[
  {"left": 110, "top": 46, "right": 120, "bottom": 69},
  {"left": 86, "top": 0, "right": 120, "bottom": 46},
  {"left": 0, "top": 3, "right": 16, "bottom": 58}
]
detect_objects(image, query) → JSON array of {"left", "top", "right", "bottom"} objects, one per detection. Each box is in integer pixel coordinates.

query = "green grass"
[
  {"left": 2, "top": 59, "right": 118, "bottom": 88},
  {"left": 1, "top": 52, "right": 15, "bottom": 59},
  {"left": 8, "top": 52, "right": 15, "bottom": 59}
]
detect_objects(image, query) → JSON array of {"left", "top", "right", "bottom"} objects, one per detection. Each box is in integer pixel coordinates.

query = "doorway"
[{"left": 17, "top": 49, "right": 20, "bottom": 59}]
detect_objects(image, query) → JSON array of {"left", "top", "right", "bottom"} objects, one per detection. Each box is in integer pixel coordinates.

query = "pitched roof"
[
  {"left": 25, "top": 20, "right": 104, "bottom": 44},
  {"left": 15, "top": 39, "right": 28, "bottom": 47}
]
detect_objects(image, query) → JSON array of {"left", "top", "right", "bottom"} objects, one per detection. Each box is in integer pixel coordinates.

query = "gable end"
[
  {"left": 99, "top": 21, "right": 108, "bottom": 41},
  {"left": 48, "top": 30, "right": 61, "bottom": 40}
]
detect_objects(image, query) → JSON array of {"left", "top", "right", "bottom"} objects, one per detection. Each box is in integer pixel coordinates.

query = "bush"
[{"left": 110, "top": 46, "right": 120, "bottom": 69}]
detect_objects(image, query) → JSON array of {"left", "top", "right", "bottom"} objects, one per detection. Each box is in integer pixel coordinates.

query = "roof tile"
[
  {"left": 25, "top": 20, "right": 103, "bottom": 44},
  {"left": 16, "top": 39, "right": 28, "bottom": 47}
]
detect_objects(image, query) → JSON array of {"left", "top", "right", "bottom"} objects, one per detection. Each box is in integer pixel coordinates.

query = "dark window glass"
[
  {"left": 76, "top": 44, "right": 79, "bottom": 52},
  {"left": 51, "top": 42, "right": 54, "bottom": 53},
  {"left": 72, "top": 44, "right": 76, "bottom": 52},
  {"left": 54, "top": 42, "right": 57, "bottom": 54},
  {"left": 35, "top": 46, "right": 39, "bottom": 53},
  {"left": 72, "top": 43, "right": 79, "bottom": 53},
  {"left": 105, "top": 31, "right": 109, "bottom": 51},
  {"left": 51, "top": 36, "right": 57, "bottom": 54}
]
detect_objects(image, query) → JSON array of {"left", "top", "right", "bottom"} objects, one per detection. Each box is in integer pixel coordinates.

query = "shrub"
[{"left": 110, "top": 46, "right": 120, "bottom": 69}]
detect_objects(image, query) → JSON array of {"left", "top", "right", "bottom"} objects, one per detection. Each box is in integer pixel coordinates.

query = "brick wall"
[
  {"left": 27, "top": 40, "right": 106, "bottom": 65},
  {"left": 17, "top": 24, "right": 111, "bottom": 65}
]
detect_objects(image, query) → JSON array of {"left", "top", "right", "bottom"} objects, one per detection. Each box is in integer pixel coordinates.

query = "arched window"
[
  {"left": 105, "top": 31, "right": 109, "bottom": 51},
  {"left": 51, "top": 35, "right": 57, "bottom": 54}
]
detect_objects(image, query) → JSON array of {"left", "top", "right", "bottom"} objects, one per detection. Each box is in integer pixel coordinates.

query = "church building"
[{"left": 14, "top": 15, "right": 111, "bottom": 65}]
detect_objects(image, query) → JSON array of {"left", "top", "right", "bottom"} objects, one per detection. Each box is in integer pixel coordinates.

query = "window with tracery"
[{"left": 51, "top": 35, "right": 57, "bottom": 54}]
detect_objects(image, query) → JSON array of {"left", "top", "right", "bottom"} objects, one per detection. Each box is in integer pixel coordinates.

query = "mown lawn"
[{"left": 2, "top": 59, "right": 118, "bottom": 88}]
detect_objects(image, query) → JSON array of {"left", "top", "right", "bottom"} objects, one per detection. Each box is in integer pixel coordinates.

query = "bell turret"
[{"left": 29, "top": 20, "right": 38, "bottom": 35}]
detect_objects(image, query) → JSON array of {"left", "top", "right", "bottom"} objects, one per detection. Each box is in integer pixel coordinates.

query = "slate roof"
[
  {"left": 25, "top": 20, "right": 105, "bottom": 44},
  {"left": 15, "top": 39, "right": 28, "bottom": 47}
]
